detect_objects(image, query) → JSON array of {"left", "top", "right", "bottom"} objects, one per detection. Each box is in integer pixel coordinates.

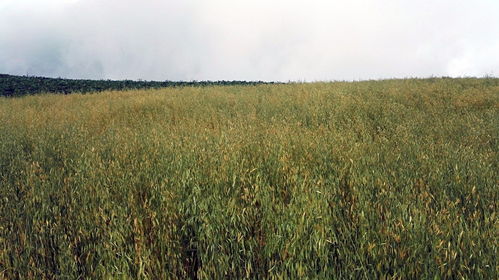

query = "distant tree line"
[{"left": 0, "top": 74, "right": 276, "bottom": 97}]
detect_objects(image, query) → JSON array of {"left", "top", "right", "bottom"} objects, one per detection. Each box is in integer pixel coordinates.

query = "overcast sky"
[{"left": 1, "top": 0, "right": 498, "bottom": 81}]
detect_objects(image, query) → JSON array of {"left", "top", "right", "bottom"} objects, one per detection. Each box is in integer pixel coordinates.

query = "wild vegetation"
[
  {"left": 0, "top": 74, "right": 271, "bottom": 97},
  {"left": 0, "top": 78, "right": 498, "bottom": 279}
]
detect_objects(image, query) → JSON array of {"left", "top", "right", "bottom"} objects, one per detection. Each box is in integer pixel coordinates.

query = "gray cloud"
[{"left": 1, "top": 0, "right": 498, "bottom": 81}]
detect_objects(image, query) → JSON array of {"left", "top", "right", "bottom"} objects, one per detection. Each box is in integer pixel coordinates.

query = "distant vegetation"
[
  {"left": 0, "top": 74, "right": 273, "bottom": 97},
  {"left": 0, "top": 78, "right": 498, "bottom": 279}
]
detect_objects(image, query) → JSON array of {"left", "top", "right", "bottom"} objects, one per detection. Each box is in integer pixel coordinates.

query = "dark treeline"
[{"left": 0, "top": 74, "right": 276, "bottom": 97}]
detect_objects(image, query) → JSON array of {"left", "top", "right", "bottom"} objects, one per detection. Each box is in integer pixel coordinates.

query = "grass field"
[{"left": 0, "top": 78, "right": 498, "bottom": 279}]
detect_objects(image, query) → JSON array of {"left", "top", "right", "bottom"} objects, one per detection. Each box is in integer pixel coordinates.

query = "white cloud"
[{"left": 1, "top": 0, "right": 498, "bottom": 81}]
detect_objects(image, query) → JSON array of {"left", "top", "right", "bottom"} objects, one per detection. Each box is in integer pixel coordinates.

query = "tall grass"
[{"left": 1, "top": 78, "right": 498, "bottom": 279}]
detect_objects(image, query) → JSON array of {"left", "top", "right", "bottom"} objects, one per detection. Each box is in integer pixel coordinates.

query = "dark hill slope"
[{"left": 0, "top": 74, "right": 273, "bottom": 97}]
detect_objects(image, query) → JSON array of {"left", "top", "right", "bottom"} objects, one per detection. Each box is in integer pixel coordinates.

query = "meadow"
[{"left": 0, "top": 78, "right": 497, "bottom": 279}]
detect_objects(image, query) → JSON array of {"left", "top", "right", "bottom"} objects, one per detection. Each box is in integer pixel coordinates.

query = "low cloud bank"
[{"left": 1, "top": 0, "right": 498, "bottom": 81}]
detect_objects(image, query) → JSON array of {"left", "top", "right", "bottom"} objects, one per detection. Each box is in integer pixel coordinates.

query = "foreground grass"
[{"left": 0, "top": 78, "right": 498, "bottom": 279}]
